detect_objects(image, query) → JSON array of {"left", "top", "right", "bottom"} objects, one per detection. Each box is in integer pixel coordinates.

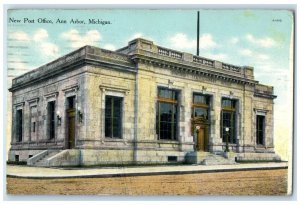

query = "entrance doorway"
[
  {"left": 191, "top": 93, "right": 210, "bottom": 152},
  {"left": 192, "top": 117, "right": 209, "bottom": 152},
  {"left": 66, "top": 96, "right": 76, "bottom": 149},
  {"left": 197, "top": 127, "right": 205, "bottom": 151}
]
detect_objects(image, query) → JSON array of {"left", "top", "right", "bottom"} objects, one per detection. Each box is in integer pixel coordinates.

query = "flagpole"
[{"left": 197, "top": 11, "right": 200, "bottom": 56}]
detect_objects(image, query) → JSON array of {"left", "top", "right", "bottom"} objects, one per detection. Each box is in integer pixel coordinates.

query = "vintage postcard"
[{"left": 4, "top": 8, "right": 294, "bottom": 196}]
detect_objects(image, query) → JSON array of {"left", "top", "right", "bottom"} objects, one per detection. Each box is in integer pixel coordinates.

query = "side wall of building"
[{"left": 9, "top": 66, "right": 87, "bottom": 162}]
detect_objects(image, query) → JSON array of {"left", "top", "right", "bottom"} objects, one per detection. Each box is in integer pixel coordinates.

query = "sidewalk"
[{"left": 6, "top": 162, "right": 288, "bottom": 179}]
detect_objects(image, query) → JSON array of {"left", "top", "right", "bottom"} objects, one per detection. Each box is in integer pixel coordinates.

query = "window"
[
  {"left": 256, "top": 115, "right": 265, "bottom": 145},
  {"left": 194, "top": 94, "right": 210, "bottom": 105},
  {"left": 168, "top": 156, "right": 178, "bottom": 162},
  {"left": 105, "top": 96, "right": 123, "bottom": 138},
  {"left": 192, "top": 93, "right": 210, "bottom": 119},
  {"left": 33, "top": 122, "right": 36, "bottom": 132},
  {"left": 29, "top": 106, "right": 37, "bottom": 141},
  {"left": 67, "top": 96, "right": 75, "bottom": 109},
  {"left": 47, "top": 101, "right": 55, "bottom": 139},
  {"left": 16, "top": 109, "right": 23, "bottom": 142},
  {"left": 222, "top": 99, "right": 235, "bottom": 108},
  {"left": 221, "top": 98, "right": 236, "bottom": 143},
  {"left": 15, "top": 155, "right": 19, "bottom": 162},
  {"left": 156, "top": 87, "right": 179, "bottom": 140}
]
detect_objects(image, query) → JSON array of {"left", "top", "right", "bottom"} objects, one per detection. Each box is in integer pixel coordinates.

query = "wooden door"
[
  {"left": 197, "top": 128, "right": 205, "bottom": 151},
  {"left": 67, "top": 109, "right": 75, "bottom": 149}
]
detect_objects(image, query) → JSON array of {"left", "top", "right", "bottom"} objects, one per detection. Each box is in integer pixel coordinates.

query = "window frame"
[
  {"left": 256, "top": 115, "right": 265, "bottom": 145},
  {"left": 47, "top": 101, "right": 56, "bottom": 140},
  {"left": 156, "top": 87, "right": 179, "bottom": 141},
  {"left": 104, "top": 95, "right": 123, "bottom": 139},
  {"left": 67, "top": 96, "right": 76, "bottom": 109},
  {"left": 16, "top": 109, "right": 23, "bottom": 142},
  {"left": 192, "top": 93, "right": 210, "bottom": 119},
  {"left": 29, "top": 105, "right": 37, "bottom": 141},
  {"left": 221, "top": 98, "right": 237, "bottom": 144}
]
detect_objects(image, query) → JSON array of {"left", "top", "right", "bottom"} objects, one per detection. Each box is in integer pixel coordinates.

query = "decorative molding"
[
  {"left": 132, "top": 54, "right": 257, "bottom": 87},
  {"left": 99, "top": 84, "right": 130, "bottom": 95},
  {"left": 44, "top": 91, "right": 59, "bottom": 101},
  {"left": 222, "top": 63, "right": 241, "bottom": 72},
  {"left": 254, "top": 92, "right": 277, "bottom": 99},
  {"left": 14, "top": 102, "right": 25, "bottom": 109},
  {"left": 254, "top": 108, "right": 269, "bottom": 115},
  {"left": 63, "top": 84, "right": 79, "bottom": 97},
  {"left": 12, "top": 47, "right": 86, "bottom": 86},
  {"left": 221, "top": 93, "right": 240, "bottom": 101},
  {"left": 27, "top": 97, "right": 39, "bottom": 106}
]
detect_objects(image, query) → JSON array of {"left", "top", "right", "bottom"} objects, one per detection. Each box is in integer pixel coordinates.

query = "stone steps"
[
  {"left": 185, "top": 152, "right": 236, "bottom": 165},
  {"left": 34, "top": 151, "right": 60, "bottom": 167},
  {"left": 201, "top": 153, "right": 236, "bottom": 165}
]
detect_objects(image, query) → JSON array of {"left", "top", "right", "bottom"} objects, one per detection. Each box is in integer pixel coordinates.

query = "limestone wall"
[
  {"left": 78, "top": 65, "right": 136, "bottom": 149},
  {"left": 253, "top": 95, "right": 275, "bottom": 152},
  {"left": 10, "top": 65, "right": 87, "bottom": 151},
  {"left": 136, "top": 61, "right": 263, "bottom": 153}
]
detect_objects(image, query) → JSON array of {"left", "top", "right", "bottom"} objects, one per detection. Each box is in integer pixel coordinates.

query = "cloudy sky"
[{"left": 7, "top": 9, "right": 293, "bottom": 159}]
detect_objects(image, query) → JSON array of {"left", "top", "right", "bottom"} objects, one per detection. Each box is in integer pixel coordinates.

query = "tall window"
[
  {"left": 16, "top": 109, "right": 23, "bottom": 142},
  {"left": 105, "top": 96, "right": 123, "bottom": 138},
  {"left": 221, "top": 98, "right": 236, "bottom": 143},
  {"left": 47, "top": 101, "right": 55, "bottom": 139},
  {"left": 29, "top": 106, "right": 37, "bottom": 141},
  {"left": 156, "top": 87, "right": 179, "bottom": 140},
  {"left": 256, "top": 115, "right": 265, "bottom": 145},
  {"left": 192, "top": 93, "right": 210, "bottom": 119}
]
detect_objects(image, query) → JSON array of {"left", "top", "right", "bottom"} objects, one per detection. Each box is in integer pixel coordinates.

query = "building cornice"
[
  {"left": 130, "top": 51, "right": 258, "bottom": 86},
  {"left": 254, "top": 92, "right": 277, "bottom": 99},
  {"left": 9, "top": 38, "right": 275, "bottom": 96},
  {"left": 254, "top": 85, "right": 277, "bottom": 99},
  {"left": 9, "top": 46, "right": 136, "bottom": 92}
]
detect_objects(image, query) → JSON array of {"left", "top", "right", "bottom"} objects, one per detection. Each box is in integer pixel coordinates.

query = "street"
[{"left": 7, "top": 168, "right": 288, "bottom": 195}]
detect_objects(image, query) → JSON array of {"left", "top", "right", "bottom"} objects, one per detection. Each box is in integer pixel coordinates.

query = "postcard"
[{"left": 5, "top": 8, "right": 294, "bottom": 196}]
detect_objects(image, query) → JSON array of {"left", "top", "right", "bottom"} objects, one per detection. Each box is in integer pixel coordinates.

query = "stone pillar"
[{"left": 211, "top": 91, "right": 223, "bottom": 152}]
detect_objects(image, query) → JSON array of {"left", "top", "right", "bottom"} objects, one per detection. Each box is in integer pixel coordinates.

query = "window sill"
[
  {"left": 221, "top": 142, "right": 237, "bottom": 146},
  {"left": 157, "top": 139, "right": 180, "bottom": 144},
  {"left": 104, "top": 138, "right": 124, "bottom": 142},
  {"left": 37, "top": 139, "right": 55, "bottom": 143},
  {"left": 255, "top": 145, "right": 266, "bottom": 149}
]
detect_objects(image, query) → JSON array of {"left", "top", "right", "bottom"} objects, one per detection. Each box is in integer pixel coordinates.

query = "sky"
[{"left": 6, "top": 9, "right": 294, "bottom": 160}]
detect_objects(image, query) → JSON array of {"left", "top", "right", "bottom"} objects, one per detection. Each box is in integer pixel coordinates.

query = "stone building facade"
[{"left": 8, "top": 38, "right": 280, "bottom": 166}]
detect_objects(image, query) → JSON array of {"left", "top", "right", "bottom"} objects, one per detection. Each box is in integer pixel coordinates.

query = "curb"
[{"left": 7, "top": 164, "right": 288, "bottom": 179}]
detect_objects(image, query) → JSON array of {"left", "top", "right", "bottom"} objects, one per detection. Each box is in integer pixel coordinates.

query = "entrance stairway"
[
  {"left": 185, "top": 151, "right": 236, "bottom": 165},
  {"left": 27, "top": 149, "right": 81, "bottom": 167},
  {"left": 201, "top": 152, "right": 236, "bottom": 165},
  {"left": 27, "top": 150, "right": 60, "bottom": 167}
]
